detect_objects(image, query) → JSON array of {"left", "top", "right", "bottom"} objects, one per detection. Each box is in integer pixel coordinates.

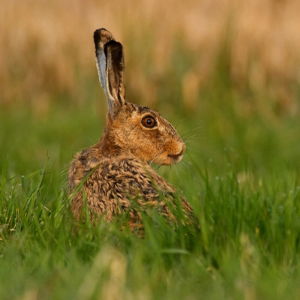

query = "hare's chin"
[
  {"left": 167, "top": 148, "right": 184, "bottom": 163},
  {"left": 169, "top": 154, "right": 183, "bottom": 164},
  {"left": 166, "top": 157, "right": 183, "bottom": 165},
  {"left": 155, "top": 153, "right": 184, "bottom": 166}
]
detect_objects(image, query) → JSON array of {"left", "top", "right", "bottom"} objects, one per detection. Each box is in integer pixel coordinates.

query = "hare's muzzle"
[{"left": 167, "top": 144, "right": 186, "bottom": 163}]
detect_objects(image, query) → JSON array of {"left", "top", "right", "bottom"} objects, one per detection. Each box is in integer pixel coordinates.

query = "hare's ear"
[{"left": 94, "top": 28, "right": 125, "bottom": 115}]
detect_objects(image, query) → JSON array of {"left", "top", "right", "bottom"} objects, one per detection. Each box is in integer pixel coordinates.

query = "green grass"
[{"left": 0, "top": 91, "right": 300, "bottom": 299}]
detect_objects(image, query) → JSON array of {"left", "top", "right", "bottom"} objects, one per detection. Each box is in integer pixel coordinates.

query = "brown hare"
[{"left": 68, "top": 28, "right": 191, "bottom": 228}]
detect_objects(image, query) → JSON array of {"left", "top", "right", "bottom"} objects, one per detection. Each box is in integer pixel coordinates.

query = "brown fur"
[{"left": 68, "top": 29, "right": 191, "bottom": 227}]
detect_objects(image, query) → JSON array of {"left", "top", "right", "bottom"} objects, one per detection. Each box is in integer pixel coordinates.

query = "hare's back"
[{"left": 68, "top": 146, "right": 101, "bottom": 190}]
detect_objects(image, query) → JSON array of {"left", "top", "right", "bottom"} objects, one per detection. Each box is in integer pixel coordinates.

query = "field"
[
  {"left": 1, "top": 92, "right": 300, "bottom": 299},
  {"left": 1, "top": 0, "right": 300, "bottom": 299}
]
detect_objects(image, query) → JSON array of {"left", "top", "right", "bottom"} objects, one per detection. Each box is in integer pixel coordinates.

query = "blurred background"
[
  {"left": 1, "top": 2, "right": 300, "bottom": 298},
  {"left": 1, "top": 0, "right": 300, "bottom": 111},
  {"left": 0, "top": 0, "right": 300, "bottom": 173}
]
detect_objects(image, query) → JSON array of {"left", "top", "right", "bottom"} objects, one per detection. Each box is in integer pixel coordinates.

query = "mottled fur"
[{"left": 68, "top": 28, "right": 191, "bottom": 227}]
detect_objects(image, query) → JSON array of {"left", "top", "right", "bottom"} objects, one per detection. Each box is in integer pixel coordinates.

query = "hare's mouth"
[{"left": 168, "top": 148, "right": 184, "bottom": 161}]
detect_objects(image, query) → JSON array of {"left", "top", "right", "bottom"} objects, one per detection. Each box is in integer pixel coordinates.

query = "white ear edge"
[{"left": 95, "top": 37, "right": 117, "bottom": 113}]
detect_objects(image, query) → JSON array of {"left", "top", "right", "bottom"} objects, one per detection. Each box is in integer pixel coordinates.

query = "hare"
[{"left": 68, "top": 28, "right": 191, "bottom": 227}]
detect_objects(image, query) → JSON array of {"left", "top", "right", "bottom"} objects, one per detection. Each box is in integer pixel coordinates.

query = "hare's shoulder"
[
  {"left": 90, "top": 157, "right": 169, "bottom": 189},
  {"left": 97, "top": 157, "right": 175, "bottom": 193}
]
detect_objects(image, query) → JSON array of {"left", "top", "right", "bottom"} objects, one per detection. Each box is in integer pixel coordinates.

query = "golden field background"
[{"left": 1, "top": 0, "right": 300, "bottom": 114}]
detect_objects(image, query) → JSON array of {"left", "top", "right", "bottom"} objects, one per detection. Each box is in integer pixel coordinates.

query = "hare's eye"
[{"left": 141, "top": 115, "right": 157, "bottom": 128}]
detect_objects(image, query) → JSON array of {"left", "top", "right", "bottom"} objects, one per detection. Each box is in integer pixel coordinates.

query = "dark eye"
[{"left": 141, "top": 115, "right": 157, "bottom": 128}]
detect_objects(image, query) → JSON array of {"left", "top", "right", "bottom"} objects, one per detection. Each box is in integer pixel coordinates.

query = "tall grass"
[{"left": 1, "top": 91, "right": 300, "bottom": 298}]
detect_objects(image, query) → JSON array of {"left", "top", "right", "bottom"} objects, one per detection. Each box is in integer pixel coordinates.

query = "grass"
[{"left": 0, "top": 88, "right": 300, "bottom": 299}]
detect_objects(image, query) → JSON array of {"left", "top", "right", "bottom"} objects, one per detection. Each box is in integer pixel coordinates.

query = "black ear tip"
[
  {"left": 93, "top": 30, "right": 100, "bottom": 45},
  {"left": 106, "top": 40, "right": 122, "bottom": 49},
  {"left": 105, "top": 41, "right": 124, "bottom": 69},
  {"left": 93, "top": 28, "right": 114, "bottom": 47},
  {"left": 105, "top": 41, "right": 123, "bottom": 57},
  {"left": 93, "top": 28, "right": 105, "bottom": 45}
]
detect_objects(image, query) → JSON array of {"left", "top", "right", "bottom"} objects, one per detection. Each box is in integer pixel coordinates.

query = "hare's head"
[{"left": 94, "top": 28, "right": 185, "bottom": 166}]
